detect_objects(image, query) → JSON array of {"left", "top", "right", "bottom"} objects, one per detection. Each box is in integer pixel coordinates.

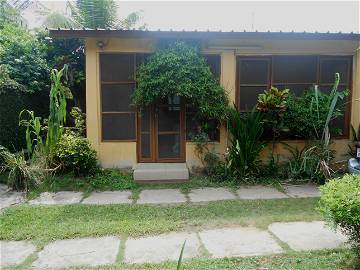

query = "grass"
[{"left": 0, "top": 198, "right": 321, "bottom": 246}]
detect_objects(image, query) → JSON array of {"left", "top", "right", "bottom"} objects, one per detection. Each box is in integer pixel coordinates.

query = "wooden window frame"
[
  {"left": 236, "top": 55, "right": 353, "bottom": 138},
  {"left": 100, "top": 53, "right": 137, "bottom": 142}
]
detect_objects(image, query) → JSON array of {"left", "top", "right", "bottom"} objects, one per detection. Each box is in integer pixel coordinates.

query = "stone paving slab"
[
  {"left": 0, "top": 241, "right": 36, "bottom": 267},
  {"left": 0, "top": 184, "right": 8, "bottom": 195},
  {"left": 32, "top": 236, "right": 120, "bottom": 268},
  {"left": 29, "top": 192, "right": 83, "bottom": 205},
  {"left": 199, "top": 227, "right": 283, "bottom": 258},
  {"left": 237, "top": 186, "right": 288, "bottom": 200},
  {"left": 268, "top": 221, "right": 347, "bottom": 251},
  {"left": 82, "top": 191, "right": 132, "bottom": 205},
  {"left": 188, "top": 188, "right": 237, "bottom": 202},
  {"left": 124, "top": 232, "right": 201, "bottom": 264},
  {"left": 284, "top": 184, "right": 320, "bottom": 198},
  {"left": 137, "top": 189, "right": 187, "bottom": 204},
  {"left": 0, "top": 192, "right": 24, "bottom": 209}
]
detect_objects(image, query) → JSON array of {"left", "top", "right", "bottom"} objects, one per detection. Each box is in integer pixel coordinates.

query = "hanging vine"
[{"left": 133, "top": 41, "right": 230, "bottom": 121}]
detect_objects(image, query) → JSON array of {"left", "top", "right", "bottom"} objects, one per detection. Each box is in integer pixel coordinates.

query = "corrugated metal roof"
[{"left": 48, "top": 28, "right": 360, "bottom": 40}]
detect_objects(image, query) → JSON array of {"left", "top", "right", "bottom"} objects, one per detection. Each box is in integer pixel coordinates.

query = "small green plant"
[
  {"left": 18, "top": 110, "right": 44, "bottom": 155},
  {"left": 227, "top": 107, "right": 265, "bottom": 177},
  {"left": 318, "top": 174, "right": 360, "bottom": 253},
  {"left": 19, "top": 65, "right": 72, "bottom": 160},
  {"left": 348, "top": 124, "right": 360, "bottom": 157},
  {"left": 0, "top": 147, "right": 44, "bottom": 191},
  {"left": 54, "top": 131, "right": 97, "bottom": 176}
]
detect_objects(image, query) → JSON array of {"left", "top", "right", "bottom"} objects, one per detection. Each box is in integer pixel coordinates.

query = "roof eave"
[{"left": 48, "top": 29, "right": 360, "bottom": 41}]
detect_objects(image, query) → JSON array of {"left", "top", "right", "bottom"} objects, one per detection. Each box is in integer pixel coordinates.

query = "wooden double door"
[{"left": 138, "top": 96, "right": 186, "bottom": 162}]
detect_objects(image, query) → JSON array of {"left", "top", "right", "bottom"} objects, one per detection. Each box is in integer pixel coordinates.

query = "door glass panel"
[
  {"left": 158, "top": 134, "right": 180, "bottom": 158},
  {"left": 140, "top": 107, "right": 151, "bottom": 159},
  {"left": 158, "top": 106, "right": 180, "bottom": 132},
  {"left": 141, "top": 133, "right": 151, "bottom": 158},
  {"left": 140, "top": 108, "right": 150, "bottom": 132}
]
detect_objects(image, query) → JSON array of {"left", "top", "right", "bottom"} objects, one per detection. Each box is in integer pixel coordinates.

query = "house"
[{"left": 50, "top": 29, "right": 360, "bottom": 181}]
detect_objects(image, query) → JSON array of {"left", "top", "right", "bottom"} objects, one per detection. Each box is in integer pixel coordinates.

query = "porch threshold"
[{"left": 133, "top": 163, "right": 189, "bottom": 183}]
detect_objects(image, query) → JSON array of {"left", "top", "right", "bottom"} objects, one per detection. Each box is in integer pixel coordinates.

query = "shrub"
[
  {"left": 227, "top": 108, "right": 265, "bottom": 177},
  {"left": 318, "top": 174, "right": 360, "bottom": 252},
  {"left": 283, "top": 85, "right": 347, "bottom": 139},
  {"left": 54, "top": 132, "right": 98, "bottom": 176},
  {"left": 0, "top": 147, "right": 43, "bottom": 191},
  {"left": 0, "top": 24, "right": 49, "bottom": 151}
]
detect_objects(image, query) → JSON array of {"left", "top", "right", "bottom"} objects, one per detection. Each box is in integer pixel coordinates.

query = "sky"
[{"left": 32, "top": 1, "right": 360, "bottom": 33}]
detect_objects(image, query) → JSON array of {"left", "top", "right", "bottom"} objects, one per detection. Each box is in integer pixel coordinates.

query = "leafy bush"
[
  {"left": 134, "top": 41, "right": 229, "bottom": 121},
  {"left": 54, "top": 132, "right": 98, "bottom": 176},
  {"left": 227, "top": 108, "right": 265, "bottom": 177},
  {"left": 283, "top": 84, "right": 347, "bottom": 139},
  {"left": 319, "top": 174, "right": 360, "bottom": 252}
]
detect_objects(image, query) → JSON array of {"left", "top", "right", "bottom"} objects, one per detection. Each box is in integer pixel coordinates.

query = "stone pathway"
[
  {"left": 1, "top": 221, "right": 347, "bottom": 268},
  {"left": 0, "top": 184, "right": 321, "bottom": 209},
  {"left": 0, "top": 184, "right": 24, "bottom": 210},
  {"left": 29, "top": 192, "right": 83, "bottom": 205},
  {"left": 268, "top": 221, "right": 347, "bottom": 251},
  {"left": 32, "top": 236, "right": 120, "bottom": 268},
  {"left": 188, "top": 187, "right": 236, "bottom": 202},
  {"left": 82, "top": 191, "right": 132, "bottom": 205},
  {"left": 0, "top": 241, "right": 36, "bottom": 267}
]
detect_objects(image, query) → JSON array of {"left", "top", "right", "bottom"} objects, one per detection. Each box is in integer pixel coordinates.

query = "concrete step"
[{"left": 133, "top": 163, "right": 189, "bottom": 183}]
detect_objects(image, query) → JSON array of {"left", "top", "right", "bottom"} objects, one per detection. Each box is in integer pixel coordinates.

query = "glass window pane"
[
  {"left": 100, "top": 54, "right": 135, "bottom": 82},
  {"left": 158, "top": 134, "right": 180, "bottom": 158},
  {"left": 320, "top": 58, "right": 349, "bottom": 84},
  {"left": 141, "top": 133, "right": 151, "bottom": 158},
  {"left": 140, "top": 108, "right": 150, "bottom": 132},
  {"left": 102, "top": 113, "right": 136, "bottom": 140},
  {"left": 240, "top": 59, "right": 269, "bottom": 84},
  {"left": 273, "top": 56, "right": 317, "bottom": 83},
  {"left": 319, "top": 84, "right": 349, "bottom": 95},
  {"left": 158, "top": 106, "right": 180, "bottom": 132},
  {"left": 204, "top": 55, "right": 221, "bottom": 79},
  {"left": 239, "top": 86, "right": 267, "bottom": 110},
  {"left": 101, "top": 84, "right": 134, "bottom": 112}
]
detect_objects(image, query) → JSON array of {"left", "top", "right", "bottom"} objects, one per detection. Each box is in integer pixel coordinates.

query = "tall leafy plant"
[
  {"left": 19, "top": 65, "right": 72, "bottom": 158},
  {"left": 285, "top": 73, "right": 347, "bottom": 182},
  {"left": 227, "top": 108, "right": 265, "bottom": 177},
  {"left": 46, "top": 66, "right": 72, "bottom": 153}
]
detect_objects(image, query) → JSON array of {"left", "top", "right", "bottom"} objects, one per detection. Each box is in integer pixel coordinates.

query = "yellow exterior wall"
[{"left": 85, "top": 37, "right": 360, "bottom": 169}]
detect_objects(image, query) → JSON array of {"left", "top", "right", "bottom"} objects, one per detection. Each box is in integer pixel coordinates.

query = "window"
[
  {"left": 100, "top": 53, "right": 137, "bottom": 141},
  {"left": 238, "top": 58, "right": 270, "bottom": 110},
  {"left": 237, "top": 55, "right": 352, "bottom": 136},
  {"left": 186, "top": 54, "right": 221, "bottom": 141}
]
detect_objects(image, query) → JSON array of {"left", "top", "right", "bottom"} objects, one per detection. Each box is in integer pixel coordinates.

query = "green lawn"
[{"left": 1, "top": 198, "right": 321, "bottom": 246}]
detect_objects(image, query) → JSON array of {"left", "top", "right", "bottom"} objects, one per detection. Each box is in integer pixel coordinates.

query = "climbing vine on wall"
[{"left": 133, "top": 41, "right": 230, "bottom": 121}]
